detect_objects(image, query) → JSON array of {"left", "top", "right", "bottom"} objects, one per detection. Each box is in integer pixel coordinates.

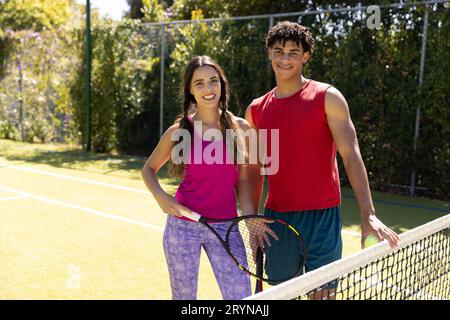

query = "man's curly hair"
[{"left": 266, "top": 21, "right": 315, "bottom": 55}]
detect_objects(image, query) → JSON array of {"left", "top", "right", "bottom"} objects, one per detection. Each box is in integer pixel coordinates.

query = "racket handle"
[
  {"left": 255, "top": 248, "right": 264, "bottom": 294},
  {"left": 255, "top": 279, "right": 263, "bottom": 294},
  {"left": 179, "top": 208, "right": 202, "bottom": 222}
]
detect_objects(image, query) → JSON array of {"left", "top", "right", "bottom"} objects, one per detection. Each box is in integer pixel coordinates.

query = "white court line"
[
  {"left": 0, "top": 185, "right": 164, "bottom": 232},
  {"left": 0, "top": 162, "right": 148, "bottom": 194},
  {"left": 0, "top": 195, "right": 29, "bottom": 202},
  {"left": 0, "top": 182, "right": 359, "bottom": 238},
  {"left": 0, "top": 162, "right": 360, "bottom": 237}
]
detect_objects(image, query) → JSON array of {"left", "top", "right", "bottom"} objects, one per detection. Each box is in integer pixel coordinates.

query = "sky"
[{"left": 76, "top": 0, "right": 130, "bottom": 20}]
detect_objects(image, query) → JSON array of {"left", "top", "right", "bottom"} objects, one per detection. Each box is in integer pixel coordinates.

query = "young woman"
[{"left": 141, "top": 56, "right": 254, "bottom": 300}]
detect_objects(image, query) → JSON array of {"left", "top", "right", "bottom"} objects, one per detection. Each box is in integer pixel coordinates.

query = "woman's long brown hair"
[{"left": 169, "top": 56, "right": 239, "bottom": 178}]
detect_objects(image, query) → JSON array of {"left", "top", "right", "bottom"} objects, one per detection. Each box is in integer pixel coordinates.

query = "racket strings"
[{"left": 227, "top": 218, "right": 305, "bottom": 282}]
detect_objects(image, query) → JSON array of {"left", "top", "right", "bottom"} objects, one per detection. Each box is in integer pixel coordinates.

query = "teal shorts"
[{"left": 264, "top": 206, "right": 343, "bottom": 287}]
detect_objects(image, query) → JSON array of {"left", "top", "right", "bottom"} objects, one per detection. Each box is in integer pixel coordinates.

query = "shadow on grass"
[
  {"left": 340, "top": 188, "right": 449, "bottom": 234},
  {"left": 3, "top": 147, "right": 180, "bottom": 187}
]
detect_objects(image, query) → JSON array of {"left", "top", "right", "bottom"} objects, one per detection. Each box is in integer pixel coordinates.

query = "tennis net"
[{"left": 245, "top": 214, "right": 450, "bottom": 300}]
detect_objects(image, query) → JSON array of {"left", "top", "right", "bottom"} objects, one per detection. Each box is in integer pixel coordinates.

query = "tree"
[
  {"left": 169, "top": 0, "right": 309, "bottom": 20},
  {"left": 127, "top": 0, "right": 176, "bottom": 20},
  {"left": 0, "top": 0, "right": 72, "bottom": 32},
  {"left": 141, "top": 0, "right": 165, "bottom": 22},
  {"left": 126, "top": 0, "right": 145, "bottom": 20}
]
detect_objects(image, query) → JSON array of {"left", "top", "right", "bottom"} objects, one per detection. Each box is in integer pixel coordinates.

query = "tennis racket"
[{"left": 180, "top": 209, "right": 307, "bottom": 293}]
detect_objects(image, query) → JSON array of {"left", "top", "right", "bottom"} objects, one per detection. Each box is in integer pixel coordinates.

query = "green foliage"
[
  {"left": 70, "top": 19, "right": 160, "bottom": 153},
  {"left": 169, "top": 0, "right": 307, "bottom": 20},
  {"left": 415, "top": 7, "right": 450, "bottom": 199},
  {"left": 170, "top": 0, "right": 228, "bottom": 20},
  {"left": 142, "top": 0, "right": 165, "bottom": 22},
  {"left": 126, "top": 0, "right": 145, "bottom": 20},
  {"left": 0, "top": 33, "right": 12, "bottom": 78},
  {"left": 0, "top": 120, "right": 20, "bottom": 140},
  {"left": 0, "top": 29, "right": 80, "bottom": 143},
  {"left": 0, "top": 0, "right": 71, "bottom": 31}
]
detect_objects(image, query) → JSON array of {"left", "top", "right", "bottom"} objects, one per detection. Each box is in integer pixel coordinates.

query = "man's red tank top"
[{"left": 250, "top": 79, "right": 341, "bottom": 212}]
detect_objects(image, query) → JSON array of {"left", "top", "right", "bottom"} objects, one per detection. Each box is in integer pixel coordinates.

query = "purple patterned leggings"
[{"left": 163, "top": 215, "right": 252, "bottom": 300}]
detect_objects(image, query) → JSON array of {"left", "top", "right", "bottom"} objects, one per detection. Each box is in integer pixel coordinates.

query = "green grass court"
[{"left": 0, "top": 139, "right": 448, "bottom": 299}]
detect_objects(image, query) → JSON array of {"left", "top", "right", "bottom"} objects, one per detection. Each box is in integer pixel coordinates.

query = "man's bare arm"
[
  {"left": 243, "top": 105, "right": 264, "bottom": 214},
  {"left": 325, "top": 87, "right": 399, "bottom": 248}
]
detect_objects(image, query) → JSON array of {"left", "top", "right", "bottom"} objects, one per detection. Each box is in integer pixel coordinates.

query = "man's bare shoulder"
[
  {"left": 325, "top": 86, "right": 346, "bottom": 102},
  {"left": 325, "top": 86, "right": 349, "bottom": 118},
  {"left": 233, "top": 116, "right": 252, "bottom": 130}
]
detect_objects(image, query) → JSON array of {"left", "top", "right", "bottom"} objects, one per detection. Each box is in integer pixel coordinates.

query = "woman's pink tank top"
[{"left": 175, "top": 117, "right": 239, "bottom": 220}]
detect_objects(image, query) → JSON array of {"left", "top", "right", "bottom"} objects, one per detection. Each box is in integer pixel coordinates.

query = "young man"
[{"left": 245, "top": 21, "right": 399, "bottom": 298}]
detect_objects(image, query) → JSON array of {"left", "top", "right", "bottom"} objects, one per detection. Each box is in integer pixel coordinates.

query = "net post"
[
  {"left": 410, "top": 7, "right": 429, "bottom": 197},
  {"left": 84, "top": 0, "right": 92, "bottom": 152},
  {"left": 159, "top": 23, "right": 165, "bottom": 138},
  {"left": 267, "top": 15, "right": 274, "bottom": 91}
]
